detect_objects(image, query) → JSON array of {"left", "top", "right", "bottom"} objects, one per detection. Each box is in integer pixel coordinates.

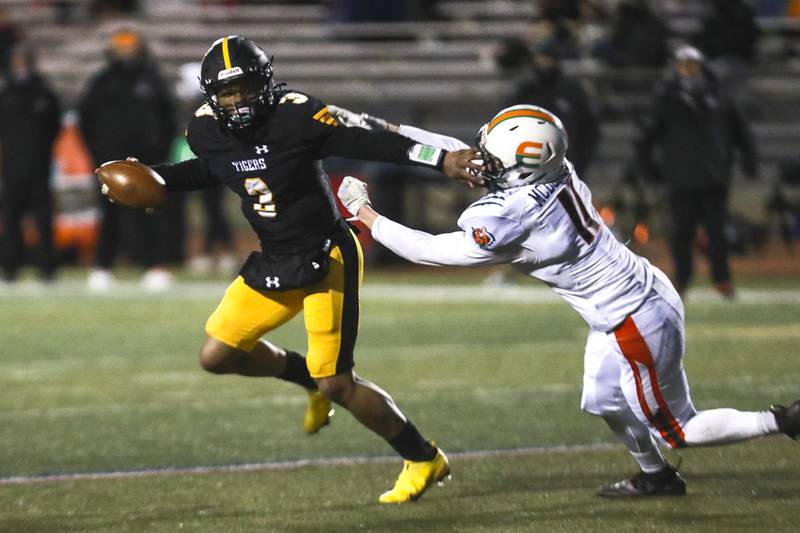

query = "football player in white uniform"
[{"left": 335, "top": 104, "right": 800, "bottom": 497}]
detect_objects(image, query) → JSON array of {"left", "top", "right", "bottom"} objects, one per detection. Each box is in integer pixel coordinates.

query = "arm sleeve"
[
  {"left": 397, "top": 124, "right": 470, "bottom": 151},
  {"left": 306, "top": 102, "right": 447, "bottom": 169},
  {"left": 151, "top": 157, "right": 221, "bottom": 191},
  {"left": 371, "top": 216, "right": 508, "bottom": 267}
]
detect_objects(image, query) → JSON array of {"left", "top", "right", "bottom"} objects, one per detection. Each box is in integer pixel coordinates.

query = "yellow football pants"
[{"left": 205, "top": 230, "right": 363, "bottom": 378}]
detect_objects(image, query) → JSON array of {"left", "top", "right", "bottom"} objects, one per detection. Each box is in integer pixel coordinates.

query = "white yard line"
[
  {"left": 2, "top": 280, "right": 800, "bottom": 304},
  {"left": 0, "top": 442, "right": 618, "bottom": 486}
]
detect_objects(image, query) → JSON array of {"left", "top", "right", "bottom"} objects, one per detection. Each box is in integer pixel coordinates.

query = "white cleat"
[
  {"left": 141, "top": 268, "right": 173, "bottom": 293},
  {"left": 87, "top": 269, "right": 115, "bottom": 292}
]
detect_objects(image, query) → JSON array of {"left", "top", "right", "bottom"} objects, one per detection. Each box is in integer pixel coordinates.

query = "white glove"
[
  {"left": 328, "top": 105, "right": 371, "bottom": 129},
  {"left": 337, "top": 176, "right": 371, "bottom": 218},
  {"left": 328, "top": 105, "right": 390, "bottom": 131}
]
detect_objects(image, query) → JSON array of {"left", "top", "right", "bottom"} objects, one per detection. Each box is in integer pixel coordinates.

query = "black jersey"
[{"left": 154, "top": 91, "right": 447, "bottom": 254}]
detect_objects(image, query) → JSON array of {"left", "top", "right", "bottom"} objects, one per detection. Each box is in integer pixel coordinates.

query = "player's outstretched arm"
[
  {"left": 96, "top": 157, "right": 222, "bottom": 209},
  {"left": 326, "top": 105, "right": 483, "bottom": 187},
  {"left": 337, "top": 176, "right": 501, "bottom": 267},
  {"left": 328, "top": 104, "right": 471, "bottom": 152},
  {"left": 151, "top": 157, "right": 221, "bottom": 191}
]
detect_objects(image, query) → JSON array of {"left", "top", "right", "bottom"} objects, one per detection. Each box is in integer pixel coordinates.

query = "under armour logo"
[
  {"left": 312, "top": 261, "right": 320, "bottom": 270},
  {"left": 264, "top": 276, "right": 281, "bottom": 288},
  {"left": 255, "top": 144, "right": 269, "bottom": 155}
]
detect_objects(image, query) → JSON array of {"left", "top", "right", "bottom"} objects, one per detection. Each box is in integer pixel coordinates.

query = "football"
[{"left": 96, "top": 159, "right": 167, "bottom": 209}]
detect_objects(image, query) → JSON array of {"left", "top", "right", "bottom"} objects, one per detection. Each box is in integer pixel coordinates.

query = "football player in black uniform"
[{"left": 136, "top": 36, "right": 482, "bottom": 503}]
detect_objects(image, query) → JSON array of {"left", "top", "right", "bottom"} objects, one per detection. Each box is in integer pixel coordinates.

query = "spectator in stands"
[
  {"left": 0, "top": 7, "right": 21, "bottom": 73},
  {"left": 695, "top": 0, "right": 759, "bottom": 96},
  {"left": 91, "top": 0, "right": 140, "bottom": 17},
  {"left": 329, "top": 0, "right": 432, "bottom": 22},
  {"left": 512, "top": 40, "right": 600, "bottom": 177},
  {"left": 635, "top": 45, "right": 758, "bottom": 299},
  {"left": 573, "top": 0, "right": 611, "bottom": 60},
  {"left": 604, "top": 0, "right": 670, "bottom": 68},
  {"left": 0, "top": 43, "right": 61, "bottom": 283},
  {"left": 79, "top": 28, "right": 178, "bottom": 291},
  {"left": 530, "top": 16, "right": 581, "bottom": 60},
  {"left": 540, "top": 0, "right": 580, "bottom": 24},
  {"left": 695, "top": 0, "right": 759, "bottom": 64}
]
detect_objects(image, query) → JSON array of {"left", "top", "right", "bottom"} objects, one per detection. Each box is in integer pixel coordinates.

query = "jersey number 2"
[{"left": 244, "top": 178, "right": 277, "bottom": 218}]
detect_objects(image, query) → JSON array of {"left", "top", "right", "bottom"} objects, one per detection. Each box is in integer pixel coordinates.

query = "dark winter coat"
[
  {"left": 636, "top": 73, "right": 757, "bottom": 193},
  {"left": 0, "top": 73, "right": 61, "bottom": 180},
  {"left": 78, "top": 58, "right": 175, "bottom": 165}
]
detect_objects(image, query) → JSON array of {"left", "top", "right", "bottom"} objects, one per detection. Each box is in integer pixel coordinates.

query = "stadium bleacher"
[{"left": 5, "top": 0, "right": 800, "bottom": 183}]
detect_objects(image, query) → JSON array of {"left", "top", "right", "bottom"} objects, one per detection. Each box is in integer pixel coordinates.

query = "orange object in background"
[
  {"left": 634, "top": 223, "right": 650, "bottom": 245},
  {"left": 599, "top": 206, "right": 616, "bottom": 228},
  {"left": 50, "top": 112, "right": 98, "bottom": 264}
]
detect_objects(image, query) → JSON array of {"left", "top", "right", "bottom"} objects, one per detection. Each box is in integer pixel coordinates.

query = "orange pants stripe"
[{"left": 614, "top": 315, "right": 686, "bottom": 448}]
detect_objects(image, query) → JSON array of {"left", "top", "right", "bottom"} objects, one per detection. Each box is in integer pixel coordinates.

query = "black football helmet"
[{"left": 199, "top": 35, "right": 277, "bottom": 130}]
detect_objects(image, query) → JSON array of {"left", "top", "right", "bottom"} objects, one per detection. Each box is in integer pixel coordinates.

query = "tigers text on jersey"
[
  {"left": 372, "top": 162, "right": 654, "bottom": 331},
  {"left": 154, "top": 90, "right": 446, "bottom": 255}
]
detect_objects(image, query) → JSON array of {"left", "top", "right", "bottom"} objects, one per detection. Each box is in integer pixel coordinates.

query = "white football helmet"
[{"left": 476, "top": 104, "right": 568, "bottom": 189}]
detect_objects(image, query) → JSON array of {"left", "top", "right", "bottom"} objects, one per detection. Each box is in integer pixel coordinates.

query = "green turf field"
[{"left": 1, "top": 276, "right": 799, "bottom": 532}]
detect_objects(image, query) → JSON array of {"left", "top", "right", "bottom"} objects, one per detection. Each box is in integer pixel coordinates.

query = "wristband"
[{"left": 407, "top": 143, "right": 447, "bottom": 170}]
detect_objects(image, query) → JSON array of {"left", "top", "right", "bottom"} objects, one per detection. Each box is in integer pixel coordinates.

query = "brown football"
[{"left": 96, "top": 159, "right": 167, "bottom": 209}]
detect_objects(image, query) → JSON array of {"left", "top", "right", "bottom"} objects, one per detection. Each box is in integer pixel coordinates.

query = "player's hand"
[
  {"left": 99, "top": 182, "right": 114, "bottom": 202},
  {"left": 328, "top": 105, "right": 371, "bottom": 129},
  {"left": 337, "top": 176, "right": 371, "bottom": 218},
  {"left": 443, "top": 148, "right": 484, "bottom": 188}
]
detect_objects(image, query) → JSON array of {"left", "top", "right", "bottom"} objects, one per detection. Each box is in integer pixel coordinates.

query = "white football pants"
[{"left": 580, "top": 271, "right": 777, "bottom": 449}]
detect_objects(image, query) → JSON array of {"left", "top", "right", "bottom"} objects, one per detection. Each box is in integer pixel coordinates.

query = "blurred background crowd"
[{"left": 1, "top": 0, "right": 799, "bottom": 296}]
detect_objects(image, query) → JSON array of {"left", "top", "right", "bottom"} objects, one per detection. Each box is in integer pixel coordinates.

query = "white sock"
[
  {"left": 682, "top": 409, "right": 779, "bottom": 446},
  {"left": 603, "top": 409, "right": 668, "bottom": 474}
]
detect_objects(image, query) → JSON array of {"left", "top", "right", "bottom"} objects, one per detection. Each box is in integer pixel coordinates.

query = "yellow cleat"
[
  {"left": 378, "top": 447, "right": 450, "bottom": 504},
  {"left": 303, "top": 389, "right": 333, "bottom": 434}
]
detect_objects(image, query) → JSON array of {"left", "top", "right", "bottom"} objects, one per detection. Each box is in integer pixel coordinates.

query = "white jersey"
[{"left": 372, "top": 161, "right": 654, "bottom": 331}]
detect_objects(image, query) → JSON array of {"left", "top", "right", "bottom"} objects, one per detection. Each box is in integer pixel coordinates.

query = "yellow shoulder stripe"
[
  {"left": 312, "top": 106, "right": 338, "bottom": 126},
  {"left": 312, "top": 107, "right": 329, "bottom": 120}
]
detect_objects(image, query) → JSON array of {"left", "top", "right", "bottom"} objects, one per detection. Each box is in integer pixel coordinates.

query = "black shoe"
[
  {"left": 597, "top": 466, "right": 686, "bottom": 498},
  {"left": 771, "top": 400, "right": 800, "bottom": 440}
]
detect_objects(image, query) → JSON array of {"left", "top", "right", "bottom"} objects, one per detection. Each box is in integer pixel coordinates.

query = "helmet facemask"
[
  {"left": 201, "top": 59, "right": 276, "bottom": 131},
  {"left": 476, "top": 124, "right": 534, "bottom": 190}
]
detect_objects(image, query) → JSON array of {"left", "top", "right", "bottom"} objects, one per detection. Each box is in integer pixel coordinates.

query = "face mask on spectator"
[{"left": 679, "top": 75, "right": 708, "bottom": 95}]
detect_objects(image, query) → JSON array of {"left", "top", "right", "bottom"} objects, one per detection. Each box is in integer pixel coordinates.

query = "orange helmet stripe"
[{"left": 488, "top": 109, "right": 555, "bottom": 132}]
